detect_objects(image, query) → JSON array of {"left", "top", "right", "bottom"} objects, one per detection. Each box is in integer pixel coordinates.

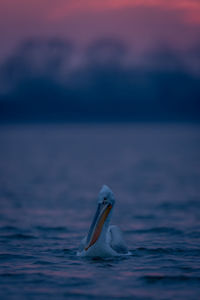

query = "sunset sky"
[{"left": 0, "top": 0, "right": 200, "bottom": 61}]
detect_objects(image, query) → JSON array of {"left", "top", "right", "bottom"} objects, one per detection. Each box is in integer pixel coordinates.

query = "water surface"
[{"left": 0, "top": 123, "right": 200, "bottom": 299}]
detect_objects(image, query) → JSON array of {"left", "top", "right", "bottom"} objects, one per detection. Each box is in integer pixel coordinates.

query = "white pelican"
[{"left": 77, "top": 185, "right": 129, "bottom": 257}]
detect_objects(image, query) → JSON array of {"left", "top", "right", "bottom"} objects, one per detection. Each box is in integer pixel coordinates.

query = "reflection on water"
[{"left": 0, "top": 123, "right": 200, "bottom": 299}]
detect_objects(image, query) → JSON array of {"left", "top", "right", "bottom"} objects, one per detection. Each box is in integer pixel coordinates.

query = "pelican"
[{"left": 77, "top": 185, "right": 129, "bottom": 257}]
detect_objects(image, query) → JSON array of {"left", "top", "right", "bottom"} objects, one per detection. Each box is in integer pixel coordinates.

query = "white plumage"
[{"left": 77, "top": 185, "right": 129, "bottom": 257}]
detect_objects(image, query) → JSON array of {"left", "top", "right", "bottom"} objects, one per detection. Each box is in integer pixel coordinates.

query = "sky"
[{"left": 0, "top": 0, "right": 200, "bottom": 61}]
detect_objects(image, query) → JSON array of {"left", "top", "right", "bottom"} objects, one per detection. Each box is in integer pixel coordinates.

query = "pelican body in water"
[{"left": 77, "top": 185, "right": 129, "bottom": 257}]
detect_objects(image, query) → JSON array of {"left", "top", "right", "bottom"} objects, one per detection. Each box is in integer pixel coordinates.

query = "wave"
[
  {"left": 0, "top": 253, "right": 35, "bottom": 261},
  {"left": 142, "top": 275, "right": 200, "bottom": 284},
  {"left": 128, "top": 227, "right": 183, "bottom": 235},
  {"left": 133, "top": 247, "right": 200, "bottom": 256},
  {"left": 35, "top": 226, "right": 68, "bottom": 232},
  {"left": 1, "top": 233, "right": 37, "bottom": 239},
  {"left": 0, "top": 225, "right": 19, "bottom": 231}
]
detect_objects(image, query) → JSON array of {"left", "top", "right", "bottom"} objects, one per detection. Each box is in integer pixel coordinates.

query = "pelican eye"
[{"left": 102, "top": 197, "right": 107, "bottom": 204}]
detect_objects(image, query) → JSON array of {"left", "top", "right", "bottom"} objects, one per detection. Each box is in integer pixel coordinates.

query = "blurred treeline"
[{"left": 0, "top": 37, "right": 199, "bottom": 122}]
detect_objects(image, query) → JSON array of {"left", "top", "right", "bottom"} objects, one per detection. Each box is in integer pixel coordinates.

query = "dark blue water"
[{"left": 0, "top": 123, "right": 200, "bottom": 299}]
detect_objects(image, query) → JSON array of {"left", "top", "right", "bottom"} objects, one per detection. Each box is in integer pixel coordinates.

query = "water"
[{"left": 0, "top": 123, "right": 200, "bottom": 299}]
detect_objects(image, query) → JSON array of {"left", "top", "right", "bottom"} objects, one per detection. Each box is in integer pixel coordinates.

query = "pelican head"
[
  {"left": 85, "top": 185, "right": 115, "bottom": 251},
  {"left": 98, "top": 185, "right": 115, "bottom": 205}
]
